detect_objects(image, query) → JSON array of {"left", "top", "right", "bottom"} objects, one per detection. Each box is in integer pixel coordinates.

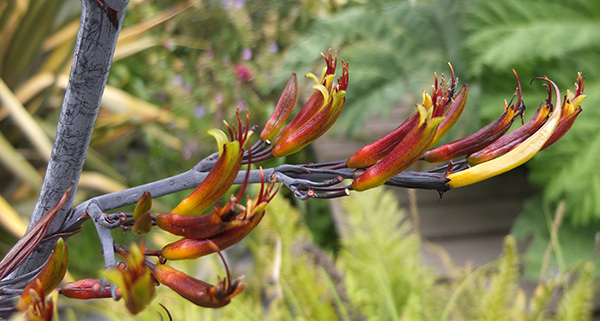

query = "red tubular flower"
[
  {"left": 542, "top": 72, "right": 585, "bottom": 149},
  {"left": 430, "top": 66, "right": 459, "bottom": 118},
  {"left": 346, "top": 108, "right": 420, "bottom": 169},
  {"left": 161, "top": 168, "right": 280, "bottom": 260},
  {"left": 60, "top": 279, "right": 113, "bottom": 300},
  {"left": 171, "top": 110, "right": 249, "bottom": 216},
  {"left": 352, "top": 103, "right": 444, "bottom": 191},
  {"left": 465, "top": 73, "right": 585, "bottom": 164},
  {"left": 467, "top": 90, "right": 552, "bottom": 164},
  {"left": 347, "top": 69, "right": 466, "bottom": 169},
  {"left": 151, "top": 258, "right": 245, "bottom": 308},
  {"left": 431, "top": 83, "right": 469, "bottom": 146},
  {"left": 273, "top": 50, "right": 338, "bottom": 146},
  {"left": 423, "top": 71, "right": 525, "bottom": 163},
  {"left": 271, "top": 50, "right": 349, "bottom": 157},
  {"left": 446, "top": 76, "right": 564, "bottom": 188}
]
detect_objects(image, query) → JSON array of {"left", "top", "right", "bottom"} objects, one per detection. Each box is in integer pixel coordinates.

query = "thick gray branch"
[{"left": 8, "top": 0, "right": 129, "bottom": 291}]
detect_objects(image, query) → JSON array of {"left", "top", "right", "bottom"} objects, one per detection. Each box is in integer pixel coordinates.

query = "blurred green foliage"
[
  {"left": 64, "top": 189, "right": 596, "bottom": 320},
  {"left": 3, "top": 0, "right": 600, "bottom": 317},
  {"left": 279, "top": 0, "right": 600, "bottom": 275},
  {"left": 466, "top": 0, "right": 600, "bottom": 275}
]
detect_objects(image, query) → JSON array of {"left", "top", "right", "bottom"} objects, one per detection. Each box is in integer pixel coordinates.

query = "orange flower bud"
[
  {"left": 151, "top": 264, "right": 245, "bottom": 308},
  {"left": 156, "top": 206, "right": 226, "bottom": 240},
  {"left": 260, "top": 73, "right": 298, "bottom": 141},
  {"left": 132, "top": 191, "right": 152, "bottom": 221},
  {"left": 60, "top": 279, "right": 113, "bottom": 300},
  {"left": 103, "top": 242, "right": 156, "bottom": 314}
]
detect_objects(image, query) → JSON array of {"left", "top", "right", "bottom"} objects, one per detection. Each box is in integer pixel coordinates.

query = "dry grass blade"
[
  {"left": 79, "top": 171, "right": 127, "bottom": 194},
  {"left": 13, "top": 73, "right": 55, "bottom": 107},
  {"left": 56, "top": 75, "right": 188, "bottom": 128},
  {"left": 0, "top": 78, "right": 52, "bottom": 160},
  {"left": 0, "top": 184, "right": 73, "bottom": 281},
  {"left": 113, "top": 37, "right": 162, "bottom": 61},
  {"left": 118, "top": 1, "right": 198, "bottom": 43},
  {"left": 101, "top": 85, "right": 188, "bottom": 128},
  {"left": 42, "top": 19, "right": 79, "bottom": 52},
  {"left": 0, "top": 130, "right": 43, "bottom": 189},
  {"left": 0, "top": 194, "right": 27, "bottom": 238},
  {"left": 0, "top": 0, "right": 30, "bottom": 64}
]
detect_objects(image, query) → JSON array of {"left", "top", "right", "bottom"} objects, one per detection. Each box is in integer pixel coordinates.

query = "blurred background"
[{"left": 1, "top": 0, "right": 600, "bottom": 319}]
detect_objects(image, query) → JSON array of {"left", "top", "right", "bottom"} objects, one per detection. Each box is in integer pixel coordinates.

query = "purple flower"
[
  {"left": 194, "top": 105, "right": 205, "bottom": 118},
  {"left": 156, "top": 92, "right": 167, "bottom": 102},
  {"left": 172, "top": 74, "right": 184, "bottom": 87},
  {"left": 215, "top": 92, "right": 224, "bottom": 105},
  {"left": 206, "top": 48, "right": 215, "bottom": 59},
  {"left": 241, "top": 48, "right": 253, "bottom": 61},
  {"left": 269, "top": 41, "right": 278, "bottom": 53},
  {"left": 222, "top": 0, "right": 244, "bottom": 9},
  {"left": 182, "top": 147, "right": 192, "bottom": 160},
  {"left": 221, "top": 0, "right": 233, "bottom": 9},
  {"left": 236, "top": 99, "right": 248, "bottom": 111}
]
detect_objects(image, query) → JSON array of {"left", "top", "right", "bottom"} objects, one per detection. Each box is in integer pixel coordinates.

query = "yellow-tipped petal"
[
  {"left": 305, "top": 72, "right": 320, "bottom": 84},
  {"left": 447, "top": 79, "right": 562, "bottom": 188},
  {"left": 207, "top": 129, "right": 229, "bottom": 155}
]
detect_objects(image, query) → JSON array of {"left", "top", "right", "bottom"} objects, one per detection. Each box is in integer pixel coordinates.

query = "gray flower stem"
[{"left": 63, "top": 161, "right": 450, "bottom": 232}]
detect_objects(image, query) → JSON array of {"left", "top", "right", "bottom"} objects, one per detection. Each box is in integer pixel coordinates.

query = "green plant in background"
[
  {"left": 465, "top": 0, "right": 600, "bottom": 277},
  {"left": 281, "top": 0, "right": 600, "bottom": 278},
  {"left": 62, "top": 190, "right": 596, "bottom": 321},
  {"left": 278, "top": 0, "right": 470, "bottom": 137},
  {"left": 2, "top": 0, "right": 600, "bottom": 319}
]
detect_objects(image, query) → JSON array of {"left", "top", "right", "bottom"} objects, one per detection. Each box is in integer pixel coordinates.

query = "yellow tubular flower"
[{"left": 447, "top": 77, "right": 562, "bottom": 188}]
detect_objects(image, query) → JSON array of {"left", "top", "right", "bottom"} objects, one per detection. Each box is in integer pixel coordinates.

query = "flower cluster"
[
  {"left": 346, "top": 69, "right": 584, "bottom": 190},
  {"left": 12, "top": 50, "right": 586, "bottom": 319},
  {"left": 444, "top": 75, "right": 584, "bottom": 188},
  {"left": 158, "top": 168, "right": 279, "bottom": 260},
  {"left": 48, "top": 111, "right": 279, "bottom": 315},
  {"left": 261, "top": 49, "right": 350, "bottom": 157}
]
